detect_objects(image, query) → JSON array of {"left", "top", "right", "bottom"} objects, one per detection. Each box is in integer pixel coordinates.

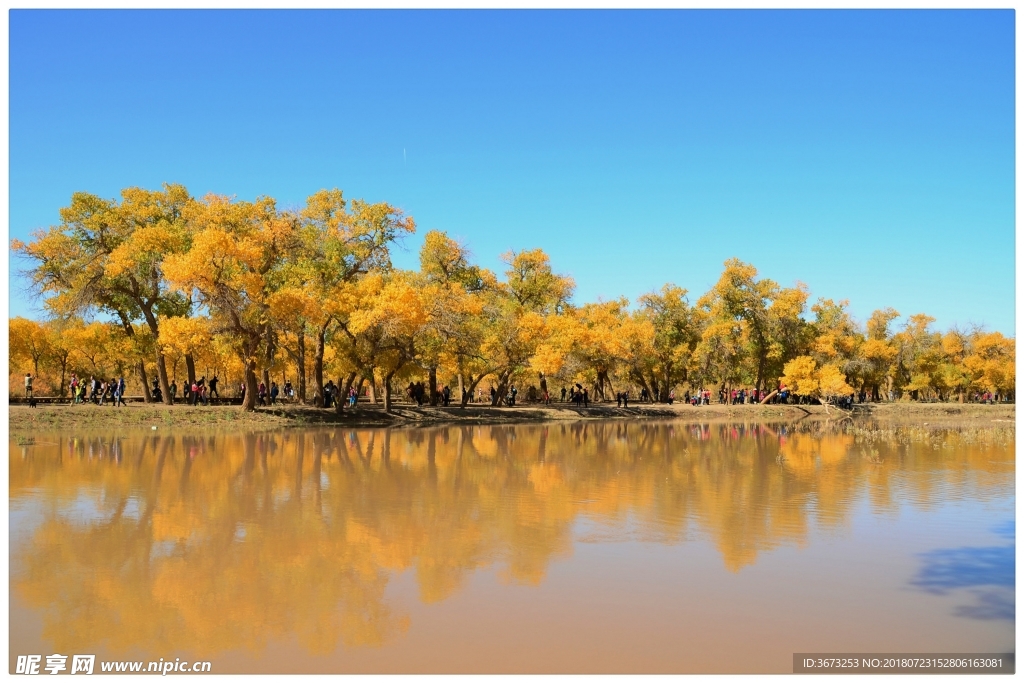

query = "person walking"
[
  {"left": 25, "top": 373, "right": 33, "bottom": 399},
  {"left": 270, "top": 382, "right": 279, "bottom": 405},
  {"left": 583, "top": 388, "right": 589, "bottom": 407},
  {"left": 209, "top": 375, "right": 219, "bottom": 398},
  {"left": 115, "top": 376, "right": 126, "bottom": 407}
]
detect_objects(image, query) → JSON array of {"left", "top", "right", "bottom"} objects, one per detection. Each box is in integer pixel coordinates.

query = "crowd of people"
[
  {"left": 159, "top": 375, "right": 222, "bottom": 405},
  {"left": 36, "top": 371, "right": 1013, "bottom": 409},
  {"left": 405, "top": 381, "right": 454, "bottom": 407},
  {"left": 63, "top": 373, "right": 128, "bottom": 407}
]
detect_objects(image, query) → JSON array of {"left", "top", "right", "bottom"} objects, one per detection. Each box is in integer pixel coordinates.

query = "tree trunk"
[
  {"left": 759, "top": 389, "right": 778, "bottom": 405},
  {"left": 336, "top": 371, "right": 357, "bottom": 414},
  {"left": 428, "top": 366, "right": 438, "bottom": 406},
  {"left": 138, "top": 307, "right": 165, "bottom": 403},
  {"left": 368, "top": 371, "right": 377, "bottom": 403},
  {"left": 139, "top": 361, "right": 152, "bottom": 402},
  {"left": 297, "top": 329, "right": 307, "bottom": 402},
  {"left": 241, "top": 359, "right": 258, "bottom": 411},
  {"left": 755, "top": 348, "right": 766, "bottom": 396},
  {"left": 460, "top": 373, "right": 487, "bottom": 408},
  {"left": 185, "top": 353, "right": 197, "bottom": 387},
  {"left": 595, "top": 370, "right": 614, "bottom": 401},
  {"left": 313, "top": 326, "right": 327, "bottom": 407},
  {"left": 155, "top": 352, "right": 173, "bottom": 405},
  {"left": 492, "top": 372, "right": 511, "bottom": 406},
  {"left": 633, "top": 372, "right": 652, "bottom": 403},
  {"left": 383, "top": 371, "right": 395, "bottom": 413},
  {"left": 262, "top": 330, "right": 274, "bottom": 392}
]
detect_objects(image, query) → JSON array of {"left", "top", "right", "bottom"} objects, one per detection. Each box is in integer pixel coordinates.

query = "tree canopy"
[{"left": 11, "top": 184, "right": 1014, "bottom": 408}]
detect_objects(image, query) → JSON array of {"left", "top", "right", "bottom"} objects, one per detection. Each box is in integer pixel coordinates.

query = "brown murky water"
[{"left": 9, "top": 421, "right": 1015, "bottom": 673}]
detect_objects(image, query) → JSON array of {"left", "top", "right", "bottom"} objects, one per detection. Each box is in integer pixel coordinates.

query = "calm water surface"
[{"left": 9, "top": 421, "right": 1015, "bottom": 673}]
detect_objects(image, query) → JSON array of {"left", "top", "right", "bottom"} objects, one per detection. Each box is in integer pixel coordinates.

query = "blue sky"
[{"left": 9, "top": 9, "right": 1015, "bottom": 334}]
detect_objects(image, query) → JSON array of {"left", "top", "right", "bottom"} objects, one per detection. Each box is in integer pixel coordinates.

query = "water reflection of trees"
[{"left": 10, "top": 423, "right": 1013, "bottom": 657}]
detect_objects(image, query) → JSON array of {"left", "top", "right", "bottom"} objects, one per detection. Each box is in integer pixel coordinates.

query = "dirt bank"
[{"left": 7, "top": 400, "right": 1014, "bottom": 435}]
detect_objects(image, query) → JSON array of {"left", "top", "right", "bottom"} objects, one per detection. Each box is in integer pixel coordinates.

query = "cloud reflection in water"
[{"left": 912, "top": 522, "right": 1014, "bottom": 621}]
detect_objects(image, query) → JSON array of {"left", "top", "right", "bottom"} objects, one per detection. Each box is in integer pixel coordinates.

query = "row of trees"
[{"left": 10, "top": 184, "right": 1015, "bottom": 409}]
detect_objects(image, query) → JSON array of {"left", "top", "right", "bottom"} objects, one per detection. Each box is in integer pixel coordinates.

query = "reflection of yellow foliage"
[
  {"left": 9, "top": 424, "right": 1013, "bottom": 661},
  {"left": 780, "top": 434, "right": 854, "bottom": 474},
  {"left": 528, "top": 463, "right": 564, "bottom": 494},
  {"left": 152, "top": 504, "right": 199, "bottom": 542}
]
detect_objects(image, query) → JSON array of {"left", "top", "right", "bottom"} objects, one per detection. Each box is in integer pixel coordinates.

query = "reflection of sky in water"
[
  {"left": 992, "top": 519, "right": 1015, "bottom": 540},
  {"left": 911, "top": 521, "right": 1015, "bottom": 621},
  {"left": 55, "top": 491, "right": 143, "bottom": 524},
  {"left": 149, "top": 539, "right": 177, "bottom": 562},
  {"left": 122, "top": 496, "right": 141, "bottom": 521},
  {"left": 9, "top": 498, "right": 45, "bottom": 551},
  {"left": 61, "top": 492, "right": 110, "bottom": 524}
]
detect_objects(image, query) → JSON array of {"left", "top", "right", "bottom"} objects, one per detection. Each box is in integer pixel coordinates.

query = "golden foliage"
[
  {"left": 11, "top": 424, "right": 1012, "bottom": 656},
  {"left": 11, "top": 186, "right": 1014, "bottom": 405}
]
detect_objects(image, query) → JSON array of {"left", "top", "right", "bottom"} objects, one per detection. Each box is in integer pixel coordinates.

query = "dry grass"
[{"left": 8, "top": 399, "right": 1014, "bottom": 436}]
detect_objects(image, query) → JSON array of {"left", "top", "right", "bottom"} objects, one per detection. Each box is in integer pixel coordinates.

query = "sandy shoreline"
[{"left": 7, "top": 400, "right": 1015, "bottom": 435}]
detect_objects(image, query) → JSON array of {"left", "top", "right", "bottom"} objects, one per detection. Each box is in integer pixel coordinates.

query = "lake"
[{"left": 9, "top": 421, "right": 1015, "bottom": 673}]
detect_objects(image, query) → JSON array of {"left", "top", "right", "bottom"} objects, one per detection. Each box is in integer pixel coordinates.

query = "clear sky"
[{"left": 9, "top": 9, "right": 1015, "bottom": 334}]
